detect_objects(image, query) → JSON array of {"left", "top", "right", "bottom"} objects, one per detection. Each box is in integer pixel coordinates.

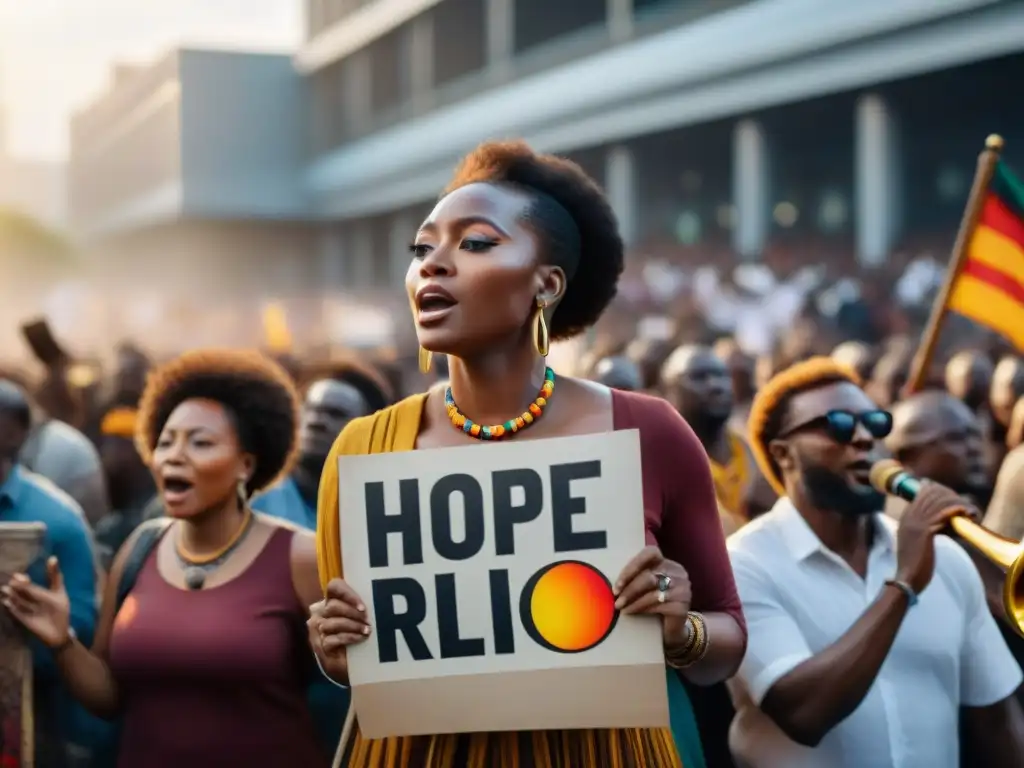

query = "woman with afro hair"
[
  {"left": 312, "top": 141, "right": 747, "bottom": 767},
  {"left": 3, "top": 349, "right": 328, "bottom": 767}
]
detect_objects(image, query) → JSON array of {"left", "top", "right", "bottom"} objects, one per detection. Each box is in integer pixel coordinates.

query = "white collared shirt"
[{"left": 726, "top": 497, "right": 1022, "bottom": 768}]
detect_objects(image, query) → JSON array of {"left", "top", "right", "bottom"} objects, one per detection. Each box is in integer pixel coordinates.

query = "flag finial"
[{"left": 986, "top": 134, "right": 1005, "bottom": 151}]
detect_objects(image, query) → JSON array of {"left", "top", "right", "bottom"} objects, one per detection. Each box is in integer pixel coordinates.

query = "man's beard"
[
  {"left": 299, "top": 451, "right": 329, "bottom": 477},
  {"left": 686, "top": 409, "right": 731, "bottom": 438},
  {"left": 802, "top": 462, "right": 884, "bottom": 518}
]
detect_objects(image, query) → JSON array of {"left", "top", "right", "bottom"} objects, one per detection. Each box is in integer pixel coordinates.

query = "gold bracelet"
[
  {"left": 666, "top": 613, "right": 701, "bottom": 669},
  {"left": 685, "top": 612, "right": 710, "bottom": 667},
  {"left": 668, "top": 613, "right": 708, "bottom": 669}
]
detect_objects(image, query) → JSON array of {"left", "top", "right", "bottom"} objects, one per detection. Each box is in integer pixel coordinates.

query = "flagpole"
[{"left": 904, "top": 134, "right": 1005, "bottom": 395}]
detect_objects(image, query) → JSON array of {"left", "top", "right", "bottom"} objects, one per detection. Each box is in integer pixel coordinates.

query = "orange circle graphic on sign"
[{"left": 520, "top": 560, "right": 618, "bottom": 653}]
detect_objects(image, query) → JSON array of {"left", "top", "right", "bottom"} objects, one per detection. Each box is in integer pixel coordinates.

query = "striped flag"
[{"left": 947, "top": 159, "right": 1024, "bottom": 349}]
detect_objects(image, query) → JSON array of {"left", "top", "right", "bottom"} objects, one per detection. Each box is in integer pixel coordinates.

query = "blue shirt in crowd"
[
  {"left": 0, "top": 464, "right": 98, "bottom": 668},
  {"left": 0, "top": 464, "right": 101, "bottom": 757},
  {"left": 251, "top": 475, "right": 317, "bottom": 530}
]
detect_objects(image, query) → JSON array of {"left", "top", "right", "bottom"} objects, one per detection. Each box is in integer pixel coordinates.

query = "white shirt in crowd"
[
  {"left": 726, "top": 497, "right": 1021, "bottom": 768},
  {"left": 691, "top": 266, "right": 811, "bottom": 355}
]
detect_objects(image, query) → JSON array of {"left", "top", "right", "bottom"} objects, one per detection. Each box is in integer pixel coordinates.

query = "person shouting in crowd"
[
  {"left": 2, "top": 351, "right": 328, "bottom": 768},
  {"left": 253, "top": 360, "right": 391, "bottom": 531},
  {"left": 662, "top": 344, "right": 775, "bottom": 535},
  {"left": 0, "top": 380, "right": 98, "bottom": 768},
  {"left": 726, "top": 358, "right": 1024, "bottom": 768},
  {"left": 310, "top": 140, "right": 747, "bottom": 767}
]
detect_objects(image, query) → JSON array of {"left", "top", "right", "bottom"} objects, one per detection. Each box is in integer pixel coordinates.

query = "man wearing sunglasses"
[{"left": 724, "top": 357, "right": 1024, "bottom": 768}]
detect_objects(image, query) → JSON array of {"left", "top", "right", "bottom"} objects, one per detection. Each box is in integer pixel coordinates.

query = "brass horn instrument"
[{"left": 871, "top": 460, "right": 1024, "bottom": 636}]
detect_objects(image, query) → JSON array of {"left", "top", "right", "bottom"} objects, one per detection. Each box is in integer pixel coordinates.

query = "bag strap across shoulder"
[{"left": 115, "top": 518, "right": 173, "bottom": 611}]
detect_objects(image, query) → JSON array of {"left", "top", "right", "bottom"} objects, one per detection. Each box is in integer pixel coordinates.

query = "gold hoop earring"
[
  {"left": 533, "top": 299, "right": 550, "bottom": 357},
  {"left": 418, "top": 346, "right": 433, "bottom": 374}
]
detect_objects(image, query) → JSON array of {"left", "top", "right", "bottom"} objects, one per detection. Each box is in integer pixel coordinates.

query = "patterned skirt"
[{"left": 343, "top": 728, "right": 683, "bottom": 768}]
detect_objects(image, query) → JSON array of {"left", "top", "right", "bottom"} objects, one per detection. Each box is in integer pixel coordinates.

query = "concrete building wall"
[{"left": 179, "top": 50, "right": 308, "bottom": 220}]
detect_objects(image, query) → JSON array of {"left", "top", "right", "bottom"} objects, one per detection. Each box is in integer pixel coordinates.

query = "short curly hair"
[
  {"left": 748, "top": 357, "right": 861, "bottom": 496},
  {"left": 443, "top": 140, "right": 623, "bottom": 340},
  {"left": 135, "top": 349, "right": 301, "bottom": 496}
]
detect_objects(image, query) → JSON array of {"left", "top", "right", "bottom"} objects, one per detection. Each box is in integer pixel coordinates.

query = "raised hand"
[{"left": 1, "top": 557, "right": 72, "bottom": 649}]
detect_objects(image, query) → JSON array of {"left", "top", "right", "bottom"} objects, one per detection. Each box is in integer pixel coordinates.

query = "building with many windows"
[
  {"left": 299, "top": 0, "right": 1024, "bottom": 296},
  {"left": 67, "top": 49, "right": 315, "bottom": 303},
  {"left": 67, "top": 0, "right": 1024, "bottom": 328}
]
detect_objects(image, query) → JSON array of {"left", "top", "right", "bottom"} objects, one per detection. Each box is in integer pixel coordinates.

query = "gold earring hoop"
[
  {"left": 418, "top": 346, "right": 433, "bottom": 374},
  {"left": 533, "top": 299, "right": 550, "bottom": 357}
]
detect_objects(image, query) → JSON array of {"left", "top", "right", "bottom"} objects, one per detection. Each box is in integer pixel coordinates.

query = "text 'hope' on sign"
[{"left": 337, "top": 430, "right": 669, "bottom": 738}]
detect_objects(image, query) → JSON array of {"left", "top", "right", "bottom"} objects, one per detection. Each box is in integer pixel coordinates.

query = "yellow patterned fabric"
[
  {"left": 709, "top": 433, "right": 748, "bottom": 531},
  {"left": 315, "top": 394, "right": 683, "bottom": 767}
]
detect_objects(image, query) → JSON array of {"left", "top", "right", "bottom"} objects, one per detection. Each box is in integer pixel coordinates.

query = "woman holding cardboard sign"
[{"left": 311, "top": 141, "right": 747, "bottom": 767}]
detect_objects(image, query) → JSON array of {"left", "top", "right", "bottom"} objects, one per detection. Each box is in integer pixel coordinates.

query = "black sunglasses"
[{"left": 782, "top": 409, "right": 893, "bottom": 444}]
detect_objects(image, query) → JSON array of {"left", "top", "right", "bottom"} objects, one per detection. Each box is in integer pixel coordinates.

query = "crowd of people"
[{"left": 1, "top": 138, "right": 1024, "bottom": 767}]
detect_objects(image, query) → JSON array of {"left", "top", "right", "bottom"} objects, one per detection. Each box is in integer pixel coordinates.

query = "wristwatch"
[{"left": 884, "top": 578, "right": 918, "bottom": 607}]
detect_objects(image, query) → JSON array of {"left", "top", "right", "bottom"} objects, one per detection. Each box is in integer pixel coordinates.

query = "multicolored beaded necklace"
[{"left": 445, "top": 367, "right": 555, "bottom": 440}]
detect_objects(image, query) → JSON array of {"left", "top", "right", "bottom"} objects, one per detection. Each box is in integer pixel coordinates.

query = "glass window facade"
[
  {"left": 632, "top": 121, "right": 732, "bottom": 246},
  {"left": 758, "top": 92, "right": 856, "bottom": 245},
  {"left": 887, "top": 54, "right": 1024, "bottom": 238}
]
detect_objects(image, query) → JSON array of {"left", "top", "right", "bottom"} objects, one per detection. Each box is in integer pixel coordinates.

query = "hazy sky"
[{"left": 0, "top": 0, "right": 303, "bottom": 161}]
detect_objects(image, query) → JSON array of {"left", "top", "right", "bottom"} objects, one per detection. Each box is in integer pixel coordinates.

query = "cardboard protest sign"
[{"left": 338, "top": 430, "right": 668, "bottom": 738}]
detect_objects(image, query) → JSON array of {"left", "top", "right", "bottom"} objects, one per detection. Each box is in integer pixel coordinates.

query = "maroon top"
[
  {"left": 613, "top": 389, "right": 746, "bottom": 631},
  {"left": 108, "top": 527, "right": 328, "bottom": 768}
]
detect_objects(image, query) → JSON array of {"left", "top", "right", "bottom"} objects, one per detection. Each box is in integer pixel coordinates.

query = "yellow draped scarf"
[{"left": 316, "top": 394, "right": 683, "bottom": 768}]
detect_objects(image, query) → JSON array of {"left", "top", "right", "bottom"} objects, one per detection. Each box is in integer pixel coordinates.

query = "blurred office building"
[
  {"left": 66, "top": 0, "right": 1024, "bottom": 312},
  {"left": 300, "top": 0, "right": 1024, "bottom": 287},
  {"left": 67, "top": 51, "right": 315, "bottom": 302}
]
